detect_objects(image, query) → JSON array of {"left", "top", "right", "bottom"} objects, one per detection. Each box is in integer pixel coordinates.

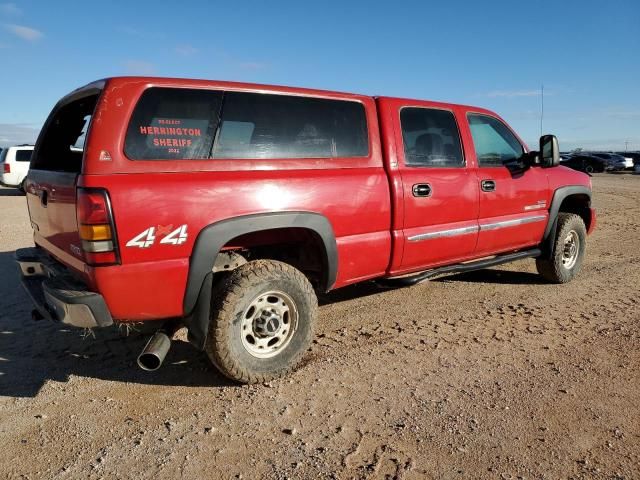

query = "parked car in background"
[
  {"left": 591, "top": 152, "right": 630, "bottom": 171},
  {"left": 560, "top": 153, "right": 608, "bottom": 173},
  {"left": 0, "top": 144, "right": 34, "bottom": 190},
  {"left": 616, "top": 151, "right": 640, "bottom": 171}
]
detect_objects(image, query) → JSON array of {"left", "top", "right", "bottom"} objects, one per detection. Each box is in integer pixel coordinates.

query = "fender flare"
[
  {"left": 541, "top": 186, "right": 592, "bottom": 257},
  {"left": 543, "top": 185, "right": 592, "bottom": 240},
  {"left": 183, "top": 211, "right": 338, "bottom": 316}
]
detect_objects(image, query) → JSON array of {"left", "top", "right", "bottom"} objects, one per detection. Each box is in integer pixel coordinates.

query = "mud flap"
[
  {"left": 540, "top": 217, "right": 559, "bottom": 261},
  {"left": 184, "top": 271, "right": 213, "bottom": 350}
]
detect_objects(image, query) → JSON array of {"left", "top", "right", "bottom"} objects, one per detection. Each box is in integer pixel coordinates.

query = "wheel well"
[
  {"left": 558, "top": 194, "right": 592, "bottom": 230},
  {"left": 220, "top": 227, "right": 328, "bottom": 290}
]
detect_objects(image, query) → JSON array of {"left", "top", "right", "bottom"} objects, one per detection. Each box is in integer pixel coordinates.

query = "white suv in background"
[{"left": 0, "top": 144, "right": 34, "bottom": 190}]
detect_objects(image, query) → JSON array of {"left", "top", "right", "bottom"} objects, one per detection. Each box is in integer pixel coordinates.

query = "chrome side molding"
[{"left": 407, "top": 215, "right": 547, "bottom": 243}]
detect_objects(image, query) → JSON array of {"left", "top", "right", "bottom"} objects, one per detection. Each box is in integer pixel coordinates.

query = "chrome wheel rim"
[
  {"left": 240, "top": 291, "right": 298, "bottom": 358},
  {"left": 561, "top": 230, "right": 580, "bottom": 269}
]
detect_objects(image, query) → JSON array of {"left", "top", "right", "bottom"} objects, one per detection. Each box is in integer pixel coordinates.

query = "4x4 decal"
[{"left": 126, "top": 225, "right": 188, "bottom": 248}]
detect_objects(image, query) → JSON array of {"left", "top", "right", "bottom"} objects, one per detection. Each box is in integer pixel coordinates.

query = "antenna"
[{"left": 540, "top": 84, "right": 544, "bottom": 136}]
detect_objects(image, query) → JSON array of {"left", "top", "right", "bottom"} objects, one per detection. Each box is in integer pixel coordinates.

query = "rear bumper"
[
  {"left": 15, "top": 247, "right": 113, "bottom": 328},
  {"left": 1, "top": 179, "right": 19, "bottom": 187},
  {"left": 0, "top": 171, "right": 23, "bottom": 187}
]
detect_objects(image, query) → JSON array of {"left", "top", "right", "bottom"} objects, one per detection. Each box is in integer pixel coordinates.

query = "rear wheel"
[
  {"left": 585, "top": 163, "right": 594, "bottom": 174},
  {"left": 205, "top": 260, "right": 317, "bottom": 383},
  {"left": 536, "top": 213, "right": 586, "bottom": 283}
]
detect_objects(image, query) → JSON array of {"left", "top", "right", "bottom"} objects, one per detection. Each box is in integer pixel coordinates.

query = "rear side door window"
[
  {"left": 400, "top": 107, "right": 465, "bottom": 167},
  {"left": 125, "top": 88, "right": 223, "bottom": 160},
  {"left": 467, "top": 114, "right": 524, "bottom": 166},
  {"left": 15, "top": 149, "right": 33, "bottom": 162}
]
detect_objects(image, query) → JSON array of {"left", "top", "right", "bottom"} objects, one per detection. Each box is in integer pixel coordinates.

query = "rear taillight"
[
  {"left": 2, "top": 163, "right": 9, "bottom": 173},
  {"left": 77, "top": 188, "right": 119, "bottom": 266}
]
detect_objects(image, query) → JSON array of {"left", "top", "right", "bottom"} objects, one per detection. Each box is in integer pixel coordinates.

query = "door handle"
[
  {"left": 481, "top": 180, "right": 496, "bottom": 192},
  {"left": 412, "top": 183, "right": 432, "bottom": 197}
]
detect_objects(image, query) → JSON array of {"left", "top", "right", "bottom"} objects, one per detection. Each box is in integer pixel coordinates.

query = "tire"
[
  {"left": 536, "top": 213, "right": 586, "bottom": 283},
  {"left": 585, "top": 164, "right": 594, "bottom": 174},
  {"left": 205, "top": 260, "right": 317, "bottom": 383}
]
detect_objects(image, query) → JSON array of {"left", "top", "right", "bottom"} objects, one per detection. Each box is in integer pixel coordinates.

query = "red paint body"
[{"left": 25, "top": 77, "right": 594, "bottom": 322}]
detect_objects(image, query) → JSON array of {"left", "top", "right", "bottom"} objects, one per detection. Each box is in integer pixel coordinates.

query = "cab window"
[{"left": 467, "top": 114, "right": 524, "bottom": 167}]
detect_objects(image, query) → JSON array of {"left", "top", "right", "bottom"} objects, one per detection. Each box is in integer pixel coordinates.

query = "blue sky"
[{"left": 0, "top": 0, "right": 638, "bottom": 151}]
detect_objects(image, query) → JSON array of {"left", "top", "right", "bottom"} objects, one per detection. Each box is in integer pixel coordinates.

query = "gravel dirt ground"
[{"left": 0, "top": 174, "right": 638, "bottom": 479}]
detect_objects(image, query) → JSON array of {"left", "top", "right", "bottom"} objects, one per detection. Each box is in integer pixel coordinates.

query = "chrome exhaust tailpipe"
[{"left": 137, "top": 323, "right": 180, "bottom": 372}]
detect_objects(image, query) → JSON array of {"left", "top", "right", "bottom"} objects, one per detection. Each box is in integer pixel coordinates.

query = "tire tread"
[
  {"left": 205, "top": 260, "right": 317, "bottom": 384},
  {"left": 536, "top": 213, "right": 586, "bottom": 283}
]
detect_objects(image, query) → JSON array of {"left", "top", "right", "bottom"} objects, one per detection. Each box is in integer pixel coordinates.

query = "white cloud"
[
  {"left": 123, "top": 60, "right": 156, "bottom": 75},
  {"left": 211, "top": 48, "right": 269, "bottom": 72},
  {"left": 486, "top": 89, "right": 541, "bottom": 98},
  {"left": 4, "top": 23, "right": 43, "bottom": 41},
  {"left": 0, "top": 123, "right": 40, "bottom": 147},
  {"left": 0, "top": 3, "right": 21, "bottom": 15},
  {"left": 174, "top": 44, "right": 198, "bottom": 56}
]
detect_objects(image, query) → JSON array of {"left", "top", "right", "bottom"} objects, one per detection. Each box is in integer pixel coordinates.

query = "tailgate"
[
  {"left": 25, "top": 86, "right": 102, "bottom": 274},
  {"left": 27, "top": 170, "right": 84, "bottom": 270}
]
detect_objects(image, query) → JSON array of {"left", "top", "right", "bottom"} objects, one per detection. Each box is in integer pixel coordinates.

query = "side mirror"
[{"left": 540, "top": 134, "right": 560, "bottom": 167}]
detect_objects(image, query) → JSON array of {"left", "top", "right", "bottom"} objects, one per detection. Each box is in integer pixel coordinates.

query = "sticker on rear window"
[
  {"left": 124, "top": 88, "right": 223, "bottom": 160},
  {"left": 138, "top": 118, "right": 206, "bottom": 154}
]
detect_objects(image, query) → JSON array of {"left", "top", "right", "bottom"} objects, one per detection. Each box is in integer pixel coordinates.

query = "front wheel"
[
  {"left": 536, "top": 213, "right": 587, "bottom": 283},
  {"left": 205, "top": 260, "right": 317, "bottom": 383}
]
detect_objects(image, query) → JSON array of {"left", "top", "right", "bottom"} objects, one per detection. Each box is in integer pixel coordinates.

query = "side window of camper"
[
  {"left": 212, "top": 92, "right": 369, "bottom": 159},
  {"left": 125, "top": 88, "right": 223, "bottom": 160},
  {"left": 125, "top": 88, "right": 369, "bottom": 160}
]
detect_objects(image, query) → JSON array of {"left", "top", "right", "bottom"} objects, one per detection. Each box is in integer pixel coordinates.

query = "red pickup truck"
[{"left": 16, "top": 77, "right": 595, "bottom": 383}]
